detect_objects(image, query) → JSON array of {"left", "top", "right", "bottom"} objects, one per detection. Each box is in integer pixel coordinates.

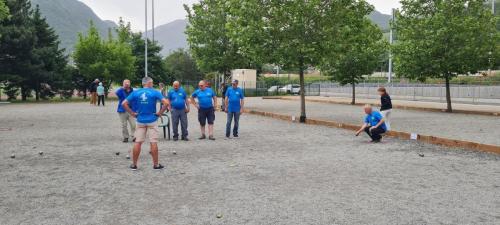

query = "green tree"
[
  {"left": 0, "top": 0, "right": 35, "bottom": 100},
  {"left": 226, "top": 0, "right": 373, "bottom": 122},
  {"left": 393, "top": 0, "right": 498, "bottom": 112},
  {"left": 184, "top": 0, "right": 251, "bottom": 79},
  {"left": 0, "top": 0, "right": 9, "bottom": 21},
  {"left": 164, "top": 49, "right": 203, "bottom": 81},
  {"left": 30, "top": 5, "right": 68, "bottom": 100},
  {"left": 73, "top": 21, "right": 106, "bottom": 92},
  {"left": 115, "top": 19, "right": 167, "bottom": 85},
  {"left": 322, "top": 18, "right": 387, "bottom": 105},
  {"left": 74, "top": 21, "right": 136, "bottom": 95}
]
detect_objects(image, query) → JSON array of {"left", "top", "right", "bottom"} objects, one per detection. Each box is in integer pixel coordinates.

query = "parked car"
[
  {"left": 267, "top": 86, "right": 280, "bottom": 94},
  {"left": 279, "top": 84, "right": 301, "bottom": 95}
]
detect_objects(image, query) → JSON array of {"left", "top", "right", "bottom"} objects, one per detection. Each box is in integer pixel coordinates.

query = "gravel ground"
[
  {"left": 246, "top": 98, "right": 500, "bottom": 146},
  {"left": 0, "top": 102, "right": 499, "bottom": 225}
]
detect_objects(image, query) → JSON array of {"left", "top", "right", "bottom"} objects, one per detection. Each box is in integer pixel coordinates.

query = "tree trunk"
[
  {"left": 299, "top": 60, "right": 306, "bottom": 123},
  {"left": 21, "top": 87, "right": 27, "bottom": 101},
  {"left": 35, "top": 82, "right": 40, "bottom": 101},
  {"left": 445, "top": 75, "right": 452, "bottom": 112},
  {"left": 351, "top": 83, "right": 356, "bottom": 105}
]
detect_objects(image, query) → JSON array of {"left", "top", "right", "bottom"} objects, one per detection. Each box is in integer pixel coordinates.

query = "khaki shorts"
[{"left": 134, "top": 122, "right": 159, "bottom": 143}]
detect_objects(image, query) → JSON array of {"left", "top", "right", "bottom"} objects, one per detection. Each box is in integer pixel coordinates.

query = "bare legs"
[{"left": 131, "top": 142, "right": 159, "bottom": 167}]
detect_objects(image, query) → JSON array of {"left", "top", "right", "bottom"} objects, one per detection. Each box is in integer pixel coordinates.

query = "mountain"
[
  {"left": 144, "top": 19, "right": 188, "bottom": 57},
  {"left": 31, "top": 0, "right": 117, "bottom": 54},
  {"left": 369, "top": 10, "right": 391, "bottom": 31}
]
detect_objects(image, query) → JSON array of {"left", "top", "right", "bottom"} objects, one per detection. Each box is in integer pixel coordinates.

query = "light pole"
[
  {"left": 144, "top": 0, "right": 148, "bottom": 78},
  {"left": 152, "top": 0, "right": 155, "bottom": 42},
  {"left": 388, "top": 8, "right": 395, "bottom": 83}
]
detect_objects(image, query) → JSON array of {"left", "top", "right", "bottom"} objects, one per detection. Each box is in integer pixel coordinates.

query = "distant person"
[
  {"left": 159, "top": 82, "right": 167, "bottom": 109},
  {"left": 191, "top": 80, "right": 217, "bottom": 140},
  {"left": 122, "top": 77, "right": 169, "bottom": 171},
  {"left": 220, "top": 83, "right": 228, "bottom": 111},
  {"left": 355, "top": 104, "right": 387, "bottom": 143},
  {"left": 89, "top": 79, "right": 99, "bottom": 105},
  {"left": 97, "top": 82, "right": 105, "bottom": 106},
  {"left": 378, "top": 87, "right": 392, "bottom": 130},
  {"left": 116, "top": 79, "right": 136, "bottom": 143},
  {"left": 159, "top": 82, "right": 167, "bottom": 97},
  {"left": 168, "top": 81, "right": 190, "bottom": 141},
  {"left": 225, "top": 80, "right": 245, "bottom": 138}
]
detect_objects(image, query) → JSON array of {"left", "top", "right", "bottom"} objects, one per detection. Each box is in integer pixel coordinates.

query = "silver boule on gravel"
[
  {"left": 126, "top": 155, "right": 130, "bottom": 159},
  {"left": 216, "top": 214, "right": 223, "bottom": 219},
  {"left": 419, "top": 153, "right": 425, "bottom": 157},
  {"left": 172, "top": 150, "right": 177, "bottom": 155},
  {"left": 115, "top": 152, "right": 120, "bottom": 156},
  {"left": 38, "top": 151, "right": 43, "bottom": 155},
  {"left": 10, "top": 154, "right": 15, "bottom": 159}
]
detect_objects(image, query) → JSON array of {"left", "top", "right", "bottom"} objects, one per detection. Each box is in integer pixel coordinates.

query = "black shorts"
[{"left": 198, "top": 107, "right": 215, "bottom": 126}]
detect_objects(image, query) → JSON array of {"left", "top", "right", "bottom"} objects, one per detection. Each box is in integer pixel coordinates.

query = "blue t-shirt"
[
  {"left": 191, "top": 88, "right": 215, "bottom": 109},
  {"left": 126, "top": 88, "right": 165, "bottom": 124},
  {"left": 167, "top": 88, "right": 188, "bottom": 110},
  {"left": 364, "top": 111, "right": 387, "bottom": 131},
  {"left": 225, "top": 87, "right": 244, "bottom": 112},
  {"left": 116, "top": 87, "right": 134, "bottom": 113}
]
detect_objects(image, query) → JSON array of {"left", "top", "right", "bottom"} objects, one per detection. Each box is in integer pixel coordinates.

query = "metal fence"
[
  {"left": 177, "top": 80, "right": 500, "bottom": 105},
  {"left": 315, "top": 82, "right": 500, "bottom": 105}
]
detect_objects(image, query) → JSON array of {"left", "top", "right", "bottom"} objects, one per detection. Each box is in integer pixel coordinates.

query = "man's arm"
[
  {"left": 224, "top": 98, "right": 229, "bottom": 112},
  {"left": 156, "top": 98, "right": 170, "bottom": 116},
  {"left": 213, "top": 96, "right": 218, "bottom": 110},
  {"left": 184, "top": 96, "right": 190, "bottom": 113},
  {"left": 122, "top": 100, "right": 137, "bottom": 117},
  {"left": 240, "top": 99, "right": 245, "bottom": 114},
  {"left": 371, "top": 118, "right": 385, "bottom": 130},
  {"left": 355, "top": 123, "right": 368, "bottom": 136},
  {"left": 190, "top": 97, "right": 199, "bottom": 109}
]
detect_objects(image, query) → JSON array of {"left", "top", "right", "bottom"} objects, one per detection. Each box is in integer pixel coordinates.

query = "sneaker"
[
  {"left": 173, "top": 137, "right": 179, "bottom": 141},
  {"left": 199, "top": 135, "right": 206, "bottom": 140},
  {"left": 182, "top": 137, "right": 189, "bottom": 141},
  {"left": 123, "top": 138, "right": 129, "bottom": 143},
  {"left": 226, "top": 134, "right": 230, "bottom": 138},
  {"left": 371, "top": 139, "right": 381, "bottom": 143},
  {"left": 233, "top": 134, "right": 239, "bottom": 138},
  {"left": 130, "top": 164, "right": 138, "bottom": 171},
  {"left": 209, "top": 136, "right": 216, "bottom": 141},
  {"left": 153, "top": 164, "right": 164, "bottom": 170}
]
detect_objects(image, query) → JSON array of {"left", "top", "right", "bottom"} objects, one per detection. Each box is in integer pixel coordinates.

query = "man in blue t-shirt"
[
  {"left": 355, "top": 104, "right": 387, "bottom": 143},
  {"left": 190, "top": 80, "right": 217, "bottom": 140},
  {"left": 167, "top": 81, "right": 190, "bottom": 141},
  {"left": 122, "top": 77, "right": 169, "bottom": 171},
  {"left": 115, "top": 79, "right": 136, "bottom": 143},
  {"left": 224, "top": 79, "right": 245, "bottom": 138}
]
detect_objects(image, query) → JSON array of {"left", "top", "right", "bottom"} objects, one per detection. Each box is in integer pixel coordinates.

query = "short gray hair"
[{"left": 142, "top": 77, "right": 153, "bottom": 85}]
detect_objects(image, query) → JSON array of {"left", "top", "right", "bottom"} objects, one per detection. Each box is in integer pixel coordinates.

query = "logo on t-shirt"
[{"left": 140, "top": 93, "right": 148, "bottom": 102}]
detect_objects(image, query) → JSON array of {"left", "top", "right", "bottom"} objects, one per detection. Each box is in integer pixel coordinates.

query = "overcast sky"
[{"left": 79, "top": 0, "right": 402, "bottom": 32}]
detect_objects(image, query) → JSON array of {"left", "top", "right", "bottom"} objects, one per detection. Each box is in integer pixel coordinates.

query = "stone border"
[
  {"left": 245, "top": 109, "right": 500, "bottom": 154},
  {"left": 263, "top": 96, "right": 500, "bottom": 117}
]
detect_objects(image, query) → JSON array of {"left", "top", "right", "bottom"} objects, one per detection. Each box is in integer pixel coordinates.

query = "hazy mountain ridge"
[
  {"left": 31, "top": 0, "right": 117, "bottom": 53},
  {"left": 31, "top": 0, "right": 391, "bottom": 56}
]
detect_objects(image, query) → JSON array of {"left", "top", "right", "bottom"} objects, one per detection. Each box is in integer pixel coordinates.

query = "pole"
[
  {"left": 493, "top": 0, "right": 495, "bottom": 14},
  {"left": 388, "top": 8, "right": 395, "bottom": 83},
  {"left": 152, "top": 0, "right": 155, "bottom": 42},
  {"left": 144, "top": 0, "right": 148, "bottom": 78}
]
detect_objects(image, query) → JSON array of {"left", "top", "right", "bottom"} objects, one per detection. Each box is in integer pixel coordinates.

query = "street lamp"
[{"left": 144, "top": 0, "right": 148, "bottom": 78}]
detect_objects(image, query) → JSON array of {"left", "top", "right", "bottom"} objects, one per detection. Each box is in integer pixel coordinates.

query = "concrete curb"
[
  {"left": 245, "top": 109, "right": 500, "bottom": 155},
  {"left": 262, "top": 96, "right": 500, "bottom": 117}
]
